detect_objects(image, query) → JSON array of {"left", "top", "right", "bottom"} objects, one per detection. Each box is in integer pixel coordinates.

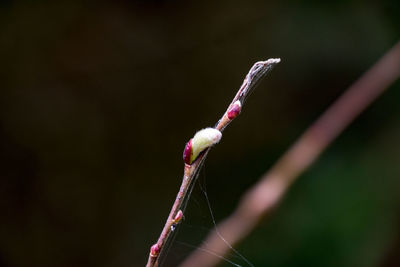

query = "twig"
[
  {"left": 180, "top": 40, "right": 400, "bottom": 267},
  {"left": 145, "top": 58, "right": 281, "bottom": 267}
]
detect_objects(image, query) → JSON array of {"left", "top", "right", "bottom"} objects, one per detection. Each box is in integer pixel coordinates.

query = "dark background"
[{"left": 1, "top": 0, "right": 400, "bottom": 266}]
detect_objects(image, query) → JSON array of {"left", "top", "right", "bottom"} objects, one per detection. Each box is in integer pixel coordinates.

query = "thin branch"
[
  {"left": 179, "top": 40, "right": 400, "bottom": 267},
  {"left": 145, "top": 58, "right": 281, "bottom": 267}
]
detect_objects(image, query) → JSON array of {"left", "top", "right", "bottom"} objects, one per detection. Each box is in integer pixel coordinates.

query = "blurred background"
[{"left": 0, "top": 0, "right": 399, "bottom": 266}]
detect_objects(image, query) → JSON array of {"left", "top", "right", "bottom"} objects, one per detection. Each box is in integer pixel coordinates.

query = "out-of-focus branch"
[{"left": 180, "top": 41, "right": 400, "bottom": 267}]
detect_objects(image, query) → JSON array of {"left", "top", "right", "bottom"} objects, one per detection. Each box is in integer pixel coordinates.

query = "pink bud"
[
  {"left": 183, "top": 139, "right": 193, "bottom": 165},
  {"left": 173, "top": 210, "right": 183, "bottom": 223},
  {"left": 150, "top": 243, "right": 160, "bottom": 257},
  {"left": 227, "top": 100, "right": 242, "bottom": 120}
]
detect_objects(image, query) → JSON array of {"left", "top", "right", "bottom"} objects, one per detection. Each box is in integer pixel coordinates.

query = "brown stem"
[
  {"left": 180, "top": 40, "right": 400, "bottom": 267},
  {"left": 145, "top": 59, "right": 281, "bottom": 267}
]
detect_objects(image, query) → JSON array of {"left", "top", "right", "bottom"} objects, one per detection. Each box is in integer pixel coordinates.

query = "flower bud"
[
  {"left": 173, "top": 210, "right": 183, "bottom": 223},
  {"left": 227, "top": 100, "right": 242, "bottom": 120},
  {"left": 183, "top": 139, "right": 193, "bottom": 165},
  {"left": 184, "top": 128, "right": 222, "bottom": 164},
  {"left": 150, "top": 243, "right": 160, "bottom": 257}
]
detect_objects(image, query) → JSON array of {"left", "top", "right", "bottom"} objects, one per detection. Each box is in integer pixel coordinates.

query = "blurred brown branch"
[{"left": 180, "top": 40, "right": 400, "bottom": 267}]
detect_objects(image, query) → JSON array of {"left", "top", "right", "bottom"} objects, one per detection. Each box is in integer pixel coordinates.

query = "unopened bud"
[
  {"left": 227, "top": 100, "right": 242, "bottom": 120},
  {"left": 183, "top": 128, "right": 222, "bottom": 164},
  {"left": 173, "top": 210, "right": 183, "bottom": 223},
  {"left": 183, "top": 139, "right": 193, "bottom": 165},
  {"left": 150, "top": 243, "right": 160, "bottom": 257}
]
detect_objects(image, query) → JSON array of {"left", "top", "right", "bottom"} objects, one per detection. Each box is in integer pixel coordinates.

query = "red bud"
[
  {"left": 183, "top": 139, "right": 193, "bottom": 165},
  {"left": 173, "top": 210, "right": 183, "bottom": 223},
  {"left": 227, "top": 100, "right": 242, "bottom": 120},
  {"left": 150, "top": 243, "right": 160, "bottom": 257}
]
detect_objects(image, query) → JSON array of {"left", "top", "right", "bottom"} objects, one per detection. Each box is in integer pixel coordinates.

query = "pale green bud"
[{"left": 184, "top": 128, "right": 222, "bottom": 165}]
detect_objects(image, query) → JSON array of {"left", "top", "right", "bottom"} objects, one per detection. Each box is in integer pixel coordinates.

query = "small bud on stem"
[
  {"left": 150, "top": 243, "right": 160, "bottom": 257},
  {"left": 183, "top": 128, "right": 222, "bottom": 165},
  {"left": 173, "top": 210, "right": 183, "bottom": 223},
  {"left": 183, "top": 139, "right": 193, "bottom": 165},
  {"left": 227, "top": 100, "right": 242, "bottom": 120}
]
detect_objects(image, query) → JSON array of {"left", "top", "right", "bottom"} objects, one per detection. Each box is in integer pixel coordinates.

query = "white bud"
[{"left": 191, "top": 128, "right": 222, "bottom": 163}]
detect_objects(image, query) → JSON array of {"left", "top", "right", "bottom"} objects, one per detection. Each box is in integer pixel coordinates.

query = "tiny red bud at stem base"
[{"left": 150, "top": 243, "right": 160, "bottom": 257}]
